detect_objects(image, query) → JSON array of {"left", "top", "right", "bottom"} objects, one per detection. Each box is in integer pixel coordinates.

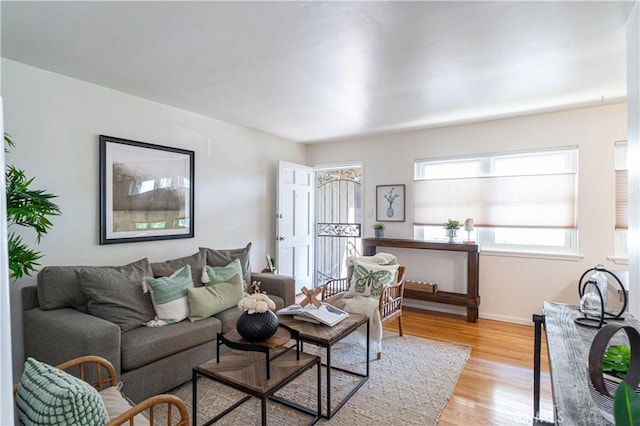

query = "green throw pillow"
[
  {"left": 15, "top": 357, "right": 110, "bottom": 426},
  {"left": 187, "top": 273, "right": 244, "bottom": 321},
  {"left": 143, "top": 265, "right": 194, "bottom": 326},
  {"left": 348, "top": 260, "right": 399, "bottom": 297},
  {"left": 202, "top": 259, "right": 243, "bottom": 285}
]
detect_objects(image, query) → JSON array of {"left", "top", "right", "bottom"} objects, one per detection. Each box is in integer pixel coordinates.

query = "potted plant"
[
  {"left": 372, "top": 223, "right": 385, "bottom": 238},
  {"left": 5, "top": 133, "right": 61, "bottom": 279},
  {"left": 443, "top": 219, "right": 460, "bottom": 242}
]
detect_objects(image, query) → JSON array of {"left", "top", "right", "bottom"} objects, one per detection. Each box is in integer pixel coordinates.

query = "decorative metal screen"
[{"left": 315, "top": 167, "right": 362, "bottom": 286}]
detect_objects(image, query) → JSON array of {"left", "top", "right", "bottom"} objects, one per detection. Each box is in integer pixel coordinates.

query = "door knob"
[{"left": 276, "top": 236, "right": 285, "bottom": 241}]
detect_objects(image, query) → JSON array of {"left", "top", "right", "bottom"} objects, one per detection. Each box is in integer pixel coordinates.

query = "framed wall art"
[
  {"left": 99, "top": 135, "right": 195, "bottom": 244},
  {"left": 376, "top": 184, "right": 405, "bottom": 222}
]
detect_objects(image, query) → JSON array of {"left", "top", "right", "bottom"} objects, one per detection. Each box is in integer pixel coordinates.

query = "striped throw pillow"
[
  {"left": 143, "top": 264, "right": 194, "bottom": 327},
  {"left": 15, "top": 357, "right": 109, "bottom": 426},
  {"left": 201, "top": 258, "right": 244, "bottom": 285}
]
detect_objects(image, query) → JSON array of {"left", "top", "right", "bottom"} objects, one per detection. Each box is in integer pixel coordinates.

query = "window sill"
[
  {"left": 606, "top": 256, "right": 629, "bottom": 265},
  {"left": 480, "top": 249, "right": 584, "bottom": 261}
]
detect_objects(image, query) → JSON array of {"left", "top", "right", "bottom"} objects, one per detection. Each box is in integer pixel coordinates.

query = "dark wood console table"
[{"left": 361, "top": 238, "right": 480, "bottom": 322}]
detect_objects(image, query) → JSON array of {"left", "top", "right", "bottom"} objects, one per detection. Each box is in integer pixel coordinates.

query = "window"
[
  {"left": 414, "top": 147, "right": 578, "bottom": 255},
  {"left": 615, "top": 141, "right": 628, "bottom": 260}
]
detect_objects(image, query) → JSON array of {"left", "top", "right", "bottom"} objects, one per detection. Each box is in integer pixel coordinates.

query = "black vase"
[{"left": 236, "top": 310, "right": 279, "bottom": 342}]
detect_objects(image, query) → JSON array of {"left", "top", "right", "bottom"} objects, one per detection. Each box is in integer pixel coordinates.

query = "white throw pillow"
[
  {"left": 143, "top": 265, "right": 194, "bottom": 327},
  {"left": 99, "top": 386, "right": 150, "bottom": 426}
]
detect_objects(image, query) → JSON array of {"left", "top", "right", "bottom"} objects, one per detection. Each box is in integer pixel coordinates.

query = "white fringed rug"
[{"left": 161, "top": 331, "right": 470, "bottom": 425}]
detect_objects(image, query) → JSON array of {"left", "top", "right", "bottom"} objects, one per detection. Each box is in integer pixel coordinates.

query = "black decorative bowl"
[{"left": 236, "top": 310, "right": 279, "bottom": 342}]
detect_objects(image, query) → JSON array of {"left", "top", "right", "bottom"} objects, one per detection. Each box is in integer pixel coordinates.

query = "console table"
[
  {"left": 361, "top": 238, "right": 480, "bottom": 322},
  {"left": 533, "top": 301, "right": 640, "bottom": 425}
]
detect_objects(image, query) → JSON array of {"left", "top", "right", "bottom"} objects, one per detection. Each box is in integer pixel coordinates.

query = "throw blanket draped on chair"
[{"left": 336, "top": 252, "right": 399, "bottom": 355}]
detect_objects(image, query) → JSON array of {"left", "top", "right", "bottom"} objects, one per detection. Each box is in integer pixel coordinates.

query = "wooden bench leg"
[{"left": 398, "top": 316, "right": 404, "bottom": 336}]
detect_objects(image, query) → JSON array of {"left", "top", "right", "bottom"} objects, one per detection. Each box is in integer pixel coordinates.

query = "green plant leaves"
[
  {"left": 443, "top": 218, "right": 460, "bottom": 229},
  {"left": 5, "top": 133, "right": 60, "bottom": 279},
  {"left": 614, "top": 381, "right": 640, "bottom": 426},
  {"left": 6, "top": 165, "right": 60, "bottom": 240},
  {"left": 604, "top": 344, "right": 632, "bottom": 379},
  {"left": 7, "top": 233, "right": 43, "bottom": 279}
]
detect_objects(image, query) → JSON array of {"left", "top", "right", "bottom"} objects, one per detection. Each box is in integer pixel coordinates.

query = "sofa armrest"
[
  {"left": 23, "top": 307, "right": 122, "bottom": 374},
  {"left": 251, "top": 272, "right": 295, "bottom": 307}
]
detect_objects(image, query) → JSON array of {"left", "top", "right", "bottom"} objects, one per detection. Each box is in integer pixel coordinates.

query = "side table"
[
  {"left": 277, "top": 313, "right": 369, "bottom": 419},
  {"left": 193, "top": 327, "right": 321, "bottom": 426}
]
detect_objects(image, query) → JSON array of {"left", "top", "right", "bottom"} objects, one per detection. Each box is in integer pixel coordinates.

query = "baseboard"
[
  {"left": 478, "top": 312, "right": 533, "bottom": 326},
  {"left": 403, "top": 299, "right": 534, "bottom": 326},
  {"left": 402, "top": 299, "right": 466, "bottom": 316}
]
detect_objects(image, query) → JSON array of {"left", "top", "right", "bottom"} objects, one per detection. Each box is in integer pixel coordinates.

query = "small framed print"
[{"left": 376, "top": 184, "right": 405, "bottom": 222}]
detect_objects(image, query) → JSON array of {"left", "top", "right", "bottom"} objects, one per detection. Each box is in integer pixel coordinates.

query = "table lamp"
[{"left": 464, "top": 218, "right": 475, "bottom": 244}]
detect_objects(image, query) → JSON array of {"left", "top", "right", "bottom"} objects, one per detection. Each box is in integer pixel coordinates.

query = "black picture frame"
[
  {"left": 99, "top": 135, "right": 195, "bottom": 244},
  {"left": 376, "top": 184, "right": 405, "bottom": 222}
]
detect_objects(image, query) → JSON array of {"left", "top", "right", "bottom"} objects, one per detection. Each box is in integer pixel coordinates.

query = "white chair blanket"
[
  {"left": 346, "top": 252, "right": 397, "bottom": 267},
  {"left": 328, "top": 293, "right": 383, "bottom": 353}
]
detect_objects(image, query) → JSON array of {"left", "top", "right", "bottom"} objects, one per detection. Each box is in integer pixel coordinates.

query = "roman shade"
[{"left": 413, "top": 172, "right": 576, "bottom": 228}]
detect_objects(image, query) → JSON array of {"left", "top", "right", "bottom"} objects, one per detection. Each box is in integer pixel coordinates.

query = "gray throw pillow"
[
  {"left": 150, "top": 250, "right": 205, "bottom": 287},
  {"left": 76, "top": 258, "right": 155, "bottom": 332},
  {"left": 37, "top": 266, "right": 89, "bottom": 312},
  {"left": 200, "top": 242, "right": 252, "bottom": 285}
]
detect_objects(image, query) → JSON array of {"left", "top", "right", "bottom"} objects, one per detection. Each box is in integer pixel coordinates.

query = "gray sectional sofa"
[{"left": 20, "top": 245, "right": 295, "bottom": 402}]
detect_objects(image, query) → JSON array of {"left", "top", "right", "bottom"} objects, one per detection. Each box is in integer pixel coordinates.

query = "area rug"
[{"left": 160, "top": 332, "right": 470, "bottom": 425}]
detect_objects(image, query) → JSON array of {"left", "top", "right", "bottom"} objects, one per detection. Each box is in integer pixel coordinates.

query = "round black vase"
[{"left": 236, "top": 310, "right": 279, "bottom": 342}]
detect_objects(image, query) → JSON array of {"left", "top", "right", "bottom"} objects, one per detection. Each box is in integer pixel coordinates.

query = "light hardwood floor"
[{"left": 384, "top": 307, "right": 554, "bottom": 426}]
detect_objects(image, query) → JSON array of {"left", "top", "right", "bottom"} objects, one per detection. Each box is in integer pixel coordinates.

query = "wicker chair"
[
  {"left": 320, "top": 265, "right": 406, "bottom": 358},
  {"left": 14, "top": 355, "right": 189, "bottom": 426}
]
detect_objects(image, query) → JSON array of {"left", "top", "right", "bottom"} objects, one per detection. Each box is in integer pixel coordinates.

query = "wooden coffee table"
[
  {"left": 193, "top": 328, "right": 321, "bottom": 426},
  {"left": 277, "top": 313, "right": 369, "bottom": 419}
]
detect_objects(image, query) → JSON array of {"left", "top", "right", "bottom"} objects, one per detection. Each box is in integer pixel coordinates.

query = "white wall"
[
  {"left": 1, "top": 95, "right": 16, "bottom": 424},
  {"left": 627, "top": 2, "right": 640, "bottom": 318},
  {"left": 2, "top": 59, "right": 306, "bottom": 378},
  {"left": 308, "top": 103, "right": 628, "bottom": 324}
]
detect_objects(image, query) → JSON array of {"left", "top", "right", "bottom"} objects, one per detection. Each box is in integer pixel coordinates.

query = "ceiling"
[{"left": 1, "top": 1, "right": 635, "bottom": 143}]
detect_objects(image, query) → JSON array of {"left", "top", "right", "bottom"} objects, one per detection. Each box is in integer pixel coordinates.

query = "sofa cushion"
[
  {"left": 211, "top": 294, "right": 284, "bottom": 334},
  {"left": 37, "top": 266, "right": 89, "bottom": 312},
  {"left": 120, "top": 317, "right": 221, "bottom": 371},
  {"left": 77, "top": 258, "right": 155, "bottom": 332},
  {"left": 187, "top": 275, "right": 244, "bottom": 322},
  {"left": 150, "top": 250, "right": 205, "bottom": 287},
  {"left": 200, "top": 242, "right": 252, "bottom": 286},
  {"left": 143, "top": 265, "right": 194, "bottom": 327},
  {"left": 15, "top": 357, "right": 110, "bottom": 426}
]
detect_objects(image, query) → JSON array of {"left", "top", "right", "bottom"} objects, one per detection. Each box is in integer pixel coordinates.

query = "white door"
[{"left": 277, "top": 161, "right": 314, "bottom": 294}]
